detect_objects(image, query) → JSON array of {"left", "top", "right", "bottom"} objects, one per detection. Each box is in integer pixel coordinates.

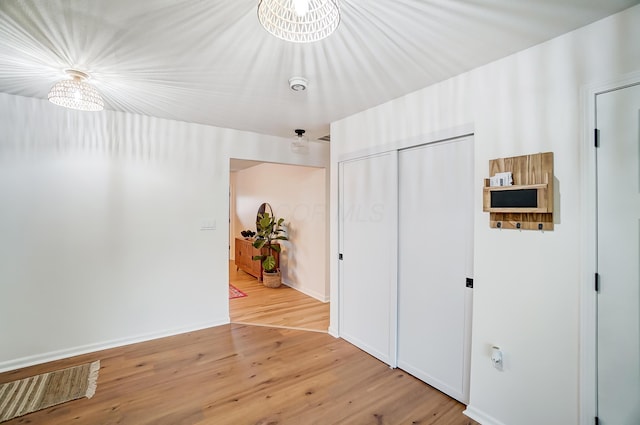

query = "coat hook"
[
  {"left": 516, "top": 222, "right": 521, "bottom": 229},
  {"left": 497, "top": 222, "right": 502, "bottom": 228}
]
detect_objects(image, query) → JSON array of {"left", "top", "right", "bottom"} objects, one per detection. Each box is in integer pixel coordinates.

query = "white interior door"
[
  {"left": 596, "top": 83, "right": 640, "bottom": 424},
  {"left": 339, "top": 153, "right": 397, "bottom": 365},
  {"left": 397, "top": 136, "right": 474, "bottom": 403}
]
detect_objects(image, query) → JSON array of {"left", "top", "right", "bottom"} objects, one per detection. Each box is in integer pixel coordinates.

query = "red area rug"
[{"left": 229, "top": 284, "right": 247, "bottom": 299}]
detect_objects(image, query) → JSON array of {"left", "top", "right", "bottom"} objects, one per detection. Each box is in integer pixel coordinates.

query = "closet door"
[
  {"left": 339, "top": 153, "right": 397, "bottom": 365},
  {"left": 397, "top": 136, "right": 474, "bottom": 403}
]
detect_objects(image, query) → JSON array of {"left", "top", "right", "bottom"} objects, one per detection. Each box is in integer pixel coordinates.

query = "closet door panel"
[
  {"left": 339, "top": 153, "right": 397, "bottom": 365},
  {"left": 397, "top": 137, "right": 474, "bottom": 403}
]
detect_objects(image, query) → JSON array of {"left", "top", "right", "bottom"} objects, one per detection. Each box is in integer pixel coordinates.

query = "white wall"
[
  {"left": 232, "top": 163, "right": 328, "bottom": 301},
  {"left": 330, "top": 5, "right": 640, "bottom": 425},
  {"left": 0, "top": 93, "right": 329, "bottom": 371}
]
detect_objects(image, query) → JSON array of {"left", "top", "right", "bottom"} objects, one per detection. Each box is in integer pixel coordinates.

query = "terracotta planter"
[{"left": 262, "top": 270, "right": 281, "bottom": 288}]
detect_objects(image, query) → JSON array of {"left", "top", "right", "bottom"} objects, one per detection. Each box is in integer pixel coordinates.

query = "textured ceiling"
[{"left": 0, "top": 0, "right": 637, "bottom": 140}]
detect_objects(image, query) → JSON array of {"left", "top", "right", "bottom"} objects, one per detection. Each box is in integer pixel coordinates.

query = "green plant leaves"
[
  {"left": 269, "top": 244, "right": 281, "bottom": 253},
  {"left": 252, "top": 212, "right": 288, "bottom": 272},
  {"left": 262, "top": 255, "right": 276, "bottom": 271},
  {"left": 252, "top": 239, "right": 266, "bottom": 249}
]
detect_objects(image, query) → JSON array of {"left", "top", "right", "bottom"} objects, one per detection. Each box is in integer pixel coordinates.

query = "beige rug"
[{"left": 0, "top": 360, "right": 100, "bottom": 422}]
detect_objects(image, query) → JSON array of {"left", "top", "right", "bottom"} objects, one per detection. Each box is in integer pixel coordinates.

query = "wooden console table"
[{"left": 234, "top": 238, "right": 279, "bottom": 281}]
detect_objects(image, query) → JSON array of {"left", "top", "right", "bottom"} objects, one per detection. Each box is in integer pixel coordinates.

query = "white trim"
[
  {"left": 579, "top": 70, "right": 640, "bottom": 425},
  {"left": 0, "top": 318, "right": 229, "bottom": 373},
  {"left": 463, "top": 406, "right": 508, "bottom": 425},
  {"left": 388, "top": 150, "right": 399, "bottom": 368},
  {"left": 281, "top": 279, "right": 329, "bottom": 302},
  {"left": 335, "top": 160, "right": 344, "bottom": 342},
  {"left": 336, "top": 123, "right": 474, "bottom": 163}
]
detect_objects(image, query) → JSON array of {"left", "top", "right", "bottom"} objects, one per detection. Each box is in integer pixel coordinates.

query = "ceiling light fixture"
[
  {"left": 291, "top": 129, "right": 309, "bottom": 153},
  {"left": 289, "top": 77, "right": 308, "bottom": 91},
  {"left": 257, "top": 0, "right": 340, "bottom": 43},
  {"left": 48, "top": 69, "right": 104, "bottom": 112}
]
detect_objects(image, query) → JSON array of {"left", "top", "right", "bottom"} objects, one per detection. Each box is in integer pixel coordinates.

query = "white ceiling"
[{"left": 0, "top": 0, "right": 637, "bottom": 140}]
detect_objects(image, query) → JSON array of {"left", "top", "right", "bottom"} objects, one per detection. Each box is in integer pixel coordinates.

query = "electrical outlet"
[{"left": 491, "top": 346, "right": 503, "bottom": 370}]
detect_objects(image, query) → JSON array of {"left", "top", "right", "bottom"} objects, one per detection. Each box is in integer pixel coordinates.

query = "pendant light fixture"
[
  {"left": 291, "top": 129, "right": 309, "bottom": 153},
  {"left": 258, "top": 0, "right": 340, "bottom": 43},
  {"left": 48, "top": 69, "right": 104, "bottom": 112}
]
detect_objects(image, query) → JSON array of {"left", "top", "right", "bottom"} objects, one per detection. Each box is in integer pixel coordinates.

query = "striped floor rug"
[{"left": 0, "top": 360, "right": 100, "bottom": 422}]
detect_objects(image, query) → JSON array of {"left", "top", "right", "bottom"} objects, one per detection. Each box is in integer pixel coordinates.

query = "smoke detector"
[{"left": 289, "top": 77, "right": 308, "bottom": 91}]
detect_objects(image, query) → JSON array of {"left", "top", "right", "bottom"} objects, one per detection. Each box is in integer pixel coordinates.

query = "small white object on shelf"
[{"left": 489, "top": 171, "right": 513, "bottom": 187}]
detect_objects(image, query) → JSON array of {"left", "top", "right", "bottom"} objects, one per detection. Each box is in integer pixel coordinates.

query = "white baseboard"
[
  {"left": 281, "top": 279, "right": 329, "bottom": 302},
  {"left": 463, "top": 405, "right": 507, "bottom": 425},
  {"left": 0, "top": 318, "right": 229, "bottom": 373},
  {"left": 328, "top": 327, "right": 339, "bottom": 338},
  {"left": 398, "top": 360, "right": 466, "bottom": 404}
]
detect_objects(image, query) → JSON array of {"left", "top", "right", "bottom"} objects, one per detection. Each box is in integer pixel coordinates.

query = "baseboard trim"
[
  {"left": 463, "top": 405, "right": 507, "bottom": 425},
  {"left": 281, "top": 279, "right": 329, "bottom": 302},
  {"left": 0, "top": 318, "right": 229, "bottom": 373}
]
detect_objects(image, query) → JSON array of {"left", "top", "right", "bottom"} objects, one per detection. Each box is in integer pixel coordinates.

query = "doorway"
[{"left": 229, "top": 159, "right": 330, "bottom": 332}]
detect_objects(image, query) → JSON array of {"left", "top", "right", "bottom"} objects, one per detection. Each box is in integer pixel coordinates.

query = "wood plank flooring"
[
  {"left": 0, "top": 324, "right": 477, "bottom": 425},
  {"left": 229, "top": 261, "right": 330, "bottom": 332}
]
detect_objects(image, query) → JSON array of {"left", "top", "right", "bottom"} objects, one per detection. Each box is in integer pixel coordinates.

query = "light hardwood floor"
[
  {"left": 0, "top": 324, "right": 477, "bottom": 425},
  {"left": 0, "top": 266, "right": 476, "bottom": 424},
  {"left": 229, "top": 260, "right": 330, "bottom": 332}
]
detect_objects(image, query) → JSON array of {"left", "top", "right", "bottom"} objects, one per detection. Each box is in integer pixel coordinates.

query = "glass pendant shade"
[
  {"left": 258, "top": 0, "right": 340, "bottom": 43},
  {"left": 48, "top": 70, "right": 104, "bottom": 112},
  {"left": 291, "top": 129, "right": 309, "bottom": 153}
]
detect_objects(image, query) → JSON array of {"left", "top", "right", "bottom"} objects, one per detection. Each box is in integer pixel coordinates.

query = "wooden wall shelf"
[{"left": 483, "top": 152, "right": 554, "bottom": 230}]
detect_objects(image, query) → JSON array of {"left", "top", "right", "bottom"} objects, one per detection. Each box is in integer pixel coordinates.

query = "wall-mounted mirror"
[{"left": 256, "top": 202, "right": 273, "bottom": 231}]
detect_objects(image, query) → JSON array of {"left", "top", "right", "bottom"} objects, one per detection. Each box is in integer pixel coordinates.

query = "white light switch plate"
[{"left": 200, "top": 218, "right": 216, "bottom": 230}]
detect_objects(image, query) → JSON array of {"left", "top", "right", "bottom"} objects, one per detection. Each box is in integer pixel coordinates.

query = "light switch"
[{"left": 200, "top": 218, "right": 216, "bottom": 230}]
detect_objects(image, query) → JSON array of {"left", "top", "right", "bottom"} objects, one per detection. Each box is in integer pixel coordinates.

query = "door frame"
[
  {"left": 580, "top": 71, "right": 640, "bottom": 425},
  {"left": 228, "top": 158, "right": 330, "bottom": 318}
]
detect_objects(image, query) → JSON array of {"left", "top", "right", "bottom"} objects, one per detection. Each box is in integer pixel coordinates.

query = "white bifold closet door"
[
  {"left": 339, "top": 153, "right": 397, "bottom": 365},
  {"left": 397, "top": 136, "right": 474, "bottom": 403}
]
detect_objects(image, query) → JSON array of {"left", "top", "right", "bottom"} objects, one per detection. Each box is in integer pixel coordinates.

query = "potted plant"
[{"left": 252, "top": 212, "right": 288, "bottom": 288}]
